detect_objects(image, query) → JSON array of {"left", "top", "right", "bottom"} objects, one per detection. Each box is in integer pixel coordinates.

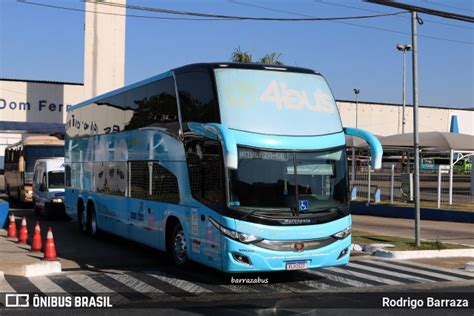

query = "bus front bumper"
[{"left": 222, "top": 234, "right": 351, "bottom": 273}]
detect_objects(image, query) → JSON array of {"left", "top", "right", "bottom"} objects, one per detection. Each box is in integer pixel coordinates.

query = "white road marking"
[
  {"left": 367, "top": 260, "right": 464, "bottom": 281},
  {"left": 325, "top": 267, "right": 402, "bottom": 285},
  {"left": 347, "top": 262, "right": 434, "bottom": 283},
  {"left": 146, "top": 271, "right": 213, "bottom": 294},
  {"left": 67, "top": 273, "right": 129, "bottom": 304},
  {"left": 0, "top": 272, "right": 15, "bottom": 293},
  {"left": 29, "top": 276, "right": 68, "bottom": 294},
  {"left": 105, "top": 272, "right": 177, "bottom": 301},
  {"left": 295, "top": 280, "right": 334, "bottom": 291},
  {"left": 304, "top": 269, "right": 372, "bottom": 287},
  {"left": 385, "top": 260, "right": 474, "bottom": 278}
]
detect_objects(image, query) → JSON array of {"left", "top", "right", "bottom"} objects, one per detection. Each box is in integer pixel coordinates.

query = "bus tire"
[
  {"left": 87, "top": 203, "right": 100, "bottom": 238},
  {"left": 168, "top": 222, "right": 187, "bottom": 267},
  {"left": 77, "top": 201, "right": 89, "bottom": 235}
]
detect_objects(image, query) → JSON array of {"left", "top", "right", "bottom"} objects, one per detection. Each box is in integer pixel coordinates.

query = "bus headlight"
[
  {"left": 209, "top": 217, "right": 263, "bottom": 244},
  {"left": 27, "top": 190, "right": 33, "bottom": 195},
  {"left": 332, "top": 226, "right": 352, "bottom": 240},
  {"left": 51, "top": 198, "right": 63, "bottom": 203}
]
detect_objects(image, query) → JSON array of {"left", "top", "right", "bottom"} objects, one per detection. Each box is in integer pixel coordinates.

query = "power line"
[
  {"left": 17, "top": 0, "right": 234, "bottom": 21},
  {"left": 420, "top": 0, "right": 474, "bottom": 14},
  {"left": 366, "top": 0, "right": 474, "bottom": 23},
  {"left": 315, "top": 0, "right": 474, "bottom": 30},
  {"left": 231, "top": 0, "right": 474, "bottom": 45},
  {"left": 17, "top": 0, "right": 474, "bottom": 45},
  {"left": 85, "top": 0, "right": 409, "bottom": 21}
]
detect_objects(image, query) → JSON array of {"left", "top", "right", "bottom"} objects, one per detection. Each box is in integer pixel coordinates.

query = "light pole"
[
  {"left": 353, "top": 88, "right": 360, "bottom": 128},
  {"left": 396, "top": 44, "right": 412, "bottom": 134}
]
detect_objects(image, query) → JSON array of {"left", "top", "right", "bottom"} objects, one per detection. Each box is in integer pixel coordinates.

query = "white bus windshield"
[{"left": 214, "top": 68, "right": 342, "bottom": 136}]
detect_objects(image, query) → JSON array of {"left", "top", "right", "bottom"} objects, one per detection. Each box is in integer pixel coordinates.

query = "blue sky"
[{"left": 1, "top": 0, "right": 473, "bottom": 108}]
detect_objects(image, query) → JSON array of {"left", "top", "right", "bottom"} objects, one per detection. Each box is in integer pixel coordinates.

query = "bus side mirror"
[
  {"left": 344, "top": 127, "right": 383, "bottom": 169},
  {"left": 19, "top": 156, "right": 25, "bottom": 172},
  {"left": 40, "top": 183, "right": 46, "bottom": 192}
]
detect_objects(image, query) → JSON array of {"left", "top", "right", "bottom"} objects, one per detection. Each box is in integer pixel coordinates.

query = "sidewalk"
[
  {"left": 352, "top": 214, "right": 474, "bottom": 246},
  {"left": 0, "top": 229, "right": 61, "bottom": 276}
]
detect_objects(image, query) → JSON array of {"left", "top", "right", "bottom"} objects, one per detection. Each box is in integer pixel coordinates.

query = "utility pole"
[{"left": 411, "top": 11, "right": 421, "bottom": 247}]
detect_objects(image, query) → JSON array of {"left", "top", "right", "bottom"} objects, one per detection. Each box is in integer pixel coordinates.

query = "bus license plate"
[{"left": 286, "top": 261, "right": 308, "bottom": 270}]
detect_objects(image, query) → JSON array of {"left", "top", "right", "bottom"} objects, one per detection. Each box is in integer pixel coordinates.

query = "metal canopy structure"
[
  {"left": 381, "top": 131, "right": 474, "bottom": 205},
  {"left": 381, "top": 131, "right": 474, "bottom": 152}
]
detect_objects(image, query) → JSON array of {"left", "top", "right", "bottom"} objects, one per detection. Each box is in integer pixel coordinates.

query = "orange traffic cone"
[
  {"left": 43, "top": 227, "right": 57, "bottom": 261},
  {"left": 17, "top": 217, "right": 28, "bottom": 245},
  {"left": 6, "top": 212, "right": 17, "bottom": 239},
  {"left": 31, "top": 222, "right": 42, "bottom": 252}
]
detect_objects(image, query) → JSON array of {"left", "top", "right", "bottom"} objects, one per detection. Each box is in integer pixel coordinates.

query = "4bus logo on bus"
[{"left": 260, "top": 80, "right": 335, "bottom": 113}]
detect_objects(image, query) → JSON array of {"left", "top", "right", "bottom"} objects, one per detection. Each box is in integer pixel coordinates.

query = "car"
[{"left": 32, "top": 157, "right": 66, "bottom": 219}]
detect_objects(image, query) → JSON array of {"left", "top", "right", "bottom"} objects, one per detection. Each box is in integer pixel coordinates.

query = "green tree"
[
  {"left": 230, "top": 47, "right": 284, "bottom": 65},
  {"left": 258, "top": 52, "right": 283, "bottom": 65},
  {"left": 231, "top": 47, "right": 253, "bottom": 63}
]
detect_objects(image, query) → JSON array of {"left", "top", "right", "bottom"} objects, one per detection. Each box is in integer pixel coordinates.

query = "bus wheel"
[
  {"left": 170, "top": 224, "right": 187, "bottom": 266},
  {"left": 88, "top": 205, "right": 100, "bottom": 238},
  {"left": 78, "top": 204, "right": 89, "bottom": 235}
]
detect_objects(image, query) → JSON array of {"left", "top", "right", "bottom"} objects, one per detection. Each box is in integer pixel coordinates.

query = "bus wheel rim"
[
  {"left": 91, "top": 212, "right": 97, "bottom": 234},
  {"left": 174, "top": 230, "right": 186, "bottom": 263},
  {"left": 81, "top": 211, "right": 87, "bottom": 230}
]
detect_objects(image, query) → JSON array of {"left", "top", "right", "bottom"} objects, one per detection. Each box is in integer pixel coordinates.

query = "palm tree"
[
  {"left": 258, "top": 53, "right": 283, "bottom": 65},
  {"left": 231, "top": 47, "right": 253, "bottom": 63},
  {"left": 230, "top": 47, "right": 284, "bottom": 65}
]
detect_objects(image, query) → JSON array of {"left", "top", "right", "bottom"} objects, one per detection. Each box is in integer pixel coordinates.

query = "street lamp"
[
  {"left": 396, "top": 44, "right": 412, "bottom": 134},
  {"left": 353, "top": 88, "right": 360, "bottom": 128}
]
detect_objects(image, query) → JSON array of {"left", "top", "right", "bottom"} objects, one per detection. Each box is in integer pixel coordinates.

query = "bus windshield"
[
  {"left": 214, "top": 68, "right": 342, "bottom": 136},
  {"left": 25, "top": 146, "right": 64, "bottom": 172},
  {"left": 229, "top": 147, "right": 347, "bottom": 215}
]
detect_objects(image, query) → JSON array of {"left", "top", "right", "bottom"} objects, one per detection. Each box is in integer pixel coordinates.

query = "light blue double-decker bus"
[{"left": 65, "top": 63, "right": 382, "bottom": 272}]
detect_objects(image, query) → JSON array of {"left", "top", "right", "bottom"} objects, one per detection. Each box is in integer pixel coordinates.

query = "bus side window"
[
  {"left": 129, "top": 160, "right": 180, "bottom": 203},
  {"left": 123, "top": 77, "right": 179, "bottom": 132},
  {"left": 176, "top": 71, "right": 219, "bottom": 125},
  {"left": 150, "top": 163, "right": 179, "bottom": 203},
  {"left": 186, "top": 139, "right": 224, "bottom": 210},
  {"left": 129, "top": 161, "right": 149, "bottom": 199}
]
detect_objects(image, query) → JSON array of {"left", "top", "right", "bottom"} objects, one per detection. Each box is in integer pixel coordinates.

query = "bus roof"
[
  {"left": 7, "top": 136, "right": 64, "bottom": 148},
  {"left": 70, "top": 62, "right": 320, "bottom": 112}
]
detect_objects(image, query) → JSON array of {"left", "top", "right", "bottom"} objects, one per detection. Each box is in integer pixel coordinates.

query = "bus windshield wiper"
[
  {"left": 290, "top": 207, "right": 299, "bottom": 217},
  {"left": 238, "top": 207, "right": 292, "bottom": 220}
]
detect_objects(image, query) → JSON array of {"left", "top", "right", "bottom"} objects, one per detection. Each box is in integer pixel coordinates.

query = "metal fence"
[{"left": 350, "top": 161, "right": 474, "bottom": 211}]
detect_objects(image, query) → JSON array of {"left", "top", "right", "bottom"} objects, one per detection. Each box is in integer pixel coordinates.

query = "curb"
[
  {"left": 465, "top": 262, "right": 474, "bottom": 272},
  {"left": 350, "top": 201, "right": 474, "bottom": 223},
  {"left": 6, "top": 261, "right": 62, "bottom": 277},
  {"left": 372, "top": 248, "right": 474, "bottom": 260}
]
